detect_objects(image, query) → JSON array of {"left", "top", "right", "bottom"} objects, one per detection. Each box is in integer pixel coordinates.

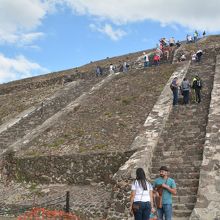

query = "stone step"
[
  {"left": 152, "top": 162, "right": 202, "bottom": 169},
  {"left": 173, "top": 203, "right": 194, "bottom": 211},
  {"left": 173, "top": 210, "right": 192, "bottom": 218},
  {"left": 152, "top": 154, "right": 203, "bottom": 161},
  {"left": 153, "top": 149, "right": 203, "bottom": 156},
  {"left": 175, "top": 179, "right": 199, "bottom": 187},
  {"left": 173, "top": 195, "right": 197, "bottom": 203},
  {"left": 150, "top": 172, "right": 200, "bottom": 180},
  {"left": 172, "top": 218, "right": 189, "bottom": 220},
  {"left": 176, "top": 187, "right": 198, "bottom": 195},
  {"left": 152, "top": 154, "right": 203, "bottom": 160},
  {"left": 152, "top": 160, "right": 202, "bottom": 168},
  {"left": 151, "top": 166, "right": 200, "bottom": 173}
]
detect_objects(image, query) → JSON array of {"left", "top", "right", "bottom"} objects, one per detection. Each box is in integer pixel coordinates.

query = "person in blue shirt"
[
  {"left": 153, "top": 166, "right": 177, "bottom": 220},
  {"left": 170, "top": 77, "right": 179, "bottom": 106}
]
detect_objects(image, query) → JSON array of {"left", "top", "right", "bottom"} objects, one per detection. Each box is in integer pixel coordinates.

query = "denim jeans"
[
  {"left": 144, "top": 61, "right": 149, "bottom": 67},
  {"left": 133, "top": 201, "right": 151, "bottom": 220},
  {"left": 195, "top": 89, "right": 201, "bottom": 103},
  {"left": 182, "top": 90, "right": 189, "bottom": 104},
  {"left": 172, "top": 89, "right": 178, "bottom": 105},
  {"left": 157, "top": 204, "right": 172, "bottom": 220}
]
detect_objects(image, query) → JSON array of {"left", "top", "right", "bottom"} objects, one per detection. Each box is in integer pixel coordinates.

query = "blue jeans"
[
  {"left": 133, "top": 201, "right": 151, "bottom": 220},
  {"left": 182, "top": 90, "right": 189, "bottom": 104},
  {"left": 144, "top": 61, "right": 149, "bottom": 67},
  {"left": 157, "top": 204, "right": 172, "bottom": 220},
  {"left": 195, "top": 88, "right": 201, "bottom": 103},
  {"left": 172, "top": 89, "right": 178, "bottom": 105}
]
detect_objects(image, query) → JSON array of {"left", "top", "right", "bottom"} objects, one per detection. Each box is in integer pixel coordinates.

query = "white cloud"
[
  {"left": 0, "top": 30, "right": 44, "bottom": 47},
  {"left": 1, "top": 0, "right": 220, "bottom": 46},
  {"left": 63, "top": 0, "right": 220, "bottom": 32},
  {"left": 0, "top": 0, "right": 49, "bottom": 45},
  {"left": 2, "top": 0, "right": 220, "bottom": 46},
  {"left": 0, "top": 53, "right": 48, "bottom": 83},
  {"left": 90, "top": 23, "right": 126, "bottom": 41},
  {"left": 20, "top": 32, "right": 45, "bottom": 44}
]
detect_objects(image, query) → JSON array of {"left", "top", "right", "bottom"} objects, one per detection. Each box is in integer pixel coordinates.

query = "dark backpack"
[
  {"left": 170, "top": 83, "right": 174, "bottom": 91},
  {"left": 197, "top": 80, "right": 202, "bottom": 88},
  {"left": 193, "top": 79, "right": 202, "bottom": 89}
]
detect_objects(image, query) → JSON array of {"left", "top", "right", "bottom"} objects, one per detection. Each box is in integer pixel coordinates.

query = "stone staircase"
[{"left": 150, "top": 48, "right": 217, "bottom": 219}]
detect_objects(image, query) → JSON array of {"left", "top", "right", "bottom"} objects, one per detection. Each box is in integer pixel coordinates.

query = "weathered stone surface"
[
  {"left": 1, "top": 36, "right": 220, "bottom": 220},
  {"left": 190, "top": 55, "right": 220, "bottom": 220},
  {"left": 7, "top": 151, "right": 134, "bottom": 184}
]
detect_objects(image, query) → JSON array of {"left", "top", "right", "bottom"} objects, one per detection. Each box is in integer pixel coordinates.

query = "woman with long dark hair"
[{"left": 130, "top": 168, "right": 154, "bottom": 220}]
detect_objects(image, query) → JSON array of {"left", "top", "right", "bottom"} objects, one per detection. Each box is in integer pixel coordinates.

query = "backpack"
[
  {"left": 170, "top": 83, "right": 174, "bottom": 91},
  {"left": 192, "top": 78, "right": 202, "bottom": 89},
  {"left": 196, "top": 79, "right": 202, "bottom": 88}
]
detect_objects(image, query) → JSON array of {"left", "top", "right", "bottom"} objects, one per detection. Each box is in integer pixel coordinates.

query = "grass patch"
[
  {"left": 75, "top": 129, "right": 85, "bottom": 137},
  {"left": 78, "top": 143, "right": 107, "bottom": 153},
  {"left": 47, "top": 138, "right": 65, "bottom": 148},
  {"left": 121, "top": 96, "right": 136, "bottom": 105},
  {"left": 104, "top": 112, "right": 113, "bottom": 117},
  {"left": 92, "top": 144, "right": 107, "bottom": 150},
  {"left": 26, "top": 150, "right": 41, "bottom": 157}
]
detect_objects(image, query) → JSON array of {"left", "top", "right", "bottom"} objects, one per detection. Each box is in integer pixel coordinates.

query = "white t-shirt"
[
  {"left": 131, "top": 180, "right": 153, "bottom": 202},
  {"left": 192, "top": 54, "right": 197, "bottom": 61},
  {"left": 188, "top": 35, "right": 192, "bottom": 41},
  {"left": 110, "top": 65, "right": 114, "bottom": 71},
  {"left": 144, "top": 54, "right": 149, "bottom": 62}
]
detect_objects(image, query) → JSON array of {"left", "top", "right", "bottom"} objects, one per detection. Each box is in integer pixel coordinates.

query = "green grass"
[
  {"left": 121, "top": 96, "right": 136, "bottom": 105},
  {"left": 47, "top": 138, "right": 65, "bottom": 148}
]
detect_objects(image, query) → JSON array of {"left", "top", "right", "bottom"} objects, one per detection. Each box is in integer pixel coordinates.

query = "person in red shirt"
[{"left": 153, "top": 54, "right": 160, "bottom": 66}]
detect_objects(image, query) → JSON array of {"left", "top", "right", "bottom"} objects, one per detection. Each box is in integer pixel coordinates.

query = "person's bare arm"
[
  {"left": 150, "top": 190, "right": 154, "bottom": 207},
  {"left": 130, "top": 191, "right": 136, "bottom": 213},
  {"left": 162, "top": 183, "right": 177, "bottom": 195}
]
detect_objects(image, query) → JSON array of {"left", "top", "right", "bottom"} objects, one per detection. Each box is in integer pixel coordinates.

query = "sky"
[{"left": 0, "top": 0, "right": 220, "bottom": 84}]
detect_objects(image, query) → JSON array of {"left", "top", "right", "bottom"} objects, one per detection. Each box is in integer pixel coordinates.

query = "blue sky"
[{"left": 0, "top": 0, "right": 220, "bottom": 83}]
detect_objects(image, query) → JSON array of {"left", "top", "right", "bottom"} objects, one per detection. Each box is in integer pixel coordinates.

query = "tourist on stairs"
[{"left": 130, "top": 168, "right": 154, "bottom": 220}]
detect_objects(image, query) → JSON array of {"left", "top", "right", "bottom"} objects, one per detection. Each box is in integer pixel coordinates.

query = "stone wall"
[
  {"left": 8, "top": 150, "right": 134, "bottom": 185},
  {"left": 190, "top": 55, "right": 220, "bottom": 220}
]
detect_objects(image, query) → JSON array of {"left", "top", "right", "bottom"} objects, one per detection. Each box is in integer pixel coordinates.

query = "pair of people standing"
[
  {"left": 130, "top": 167, "right": 176, "bottom": 220},
  {"left": 170, "top": 75, "right": 202, "bottom": 105}
]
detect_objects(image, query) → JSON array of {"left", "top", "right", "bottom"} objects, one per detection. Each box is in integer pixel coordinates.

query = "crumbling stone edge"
[{"left": 190, "top": 56, "right": 220, "bottom": 220}]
